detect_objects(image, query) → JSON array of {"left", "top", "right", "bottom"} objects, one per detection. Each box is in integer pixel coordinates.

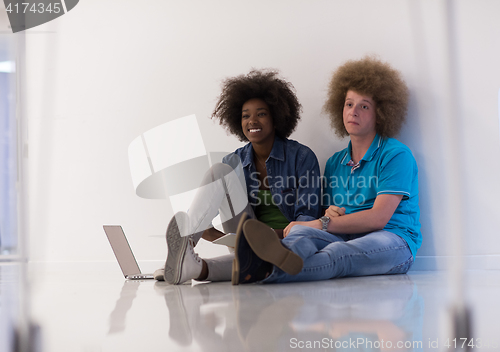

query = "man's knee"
[
  {"left": 289, "top": 225, "right": 316, "bottom": 237},
  {"left": 283, "top": 225, "right": 312, "bottom": 245}
]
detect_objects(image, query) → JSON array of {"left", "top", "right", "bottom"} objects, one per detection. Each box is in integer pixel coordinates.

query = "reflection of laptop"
[{"left": 103, "top": 225, "right": 154, "bottom": 280}]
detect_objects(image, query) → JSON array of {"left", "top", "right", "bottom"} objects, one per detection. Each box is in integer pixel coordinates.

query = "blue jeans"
[{"left": 262, "top": 225, "right": 414, "bottom": 283}]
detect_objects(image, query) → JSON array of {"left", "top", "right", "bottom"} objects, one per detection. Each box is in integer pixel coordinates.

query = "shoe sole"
[
  {"left": 243, "top": 220, "right": 303, "bottom": 276},
  {"left": 164, "top": 214, "right": 189, "bottom": 285},
  {"left": 231, "top": 212, "right": 249, "bottom": 286}
]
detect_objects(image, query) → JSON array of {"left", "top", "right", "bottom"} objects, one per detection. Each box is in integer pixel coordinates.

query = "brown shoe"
[
  {"left": 242, "top": 219, "right": 303, "bottom": 276},
  {"left": 232, "top": 213, "right": 274, "bottom": 285}
]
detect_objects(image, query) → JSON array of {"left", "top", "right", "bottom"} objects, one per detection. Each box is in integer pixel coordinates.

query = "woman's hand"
[{"left": 283, "top": 220, "right": 321, "bottom": 238}]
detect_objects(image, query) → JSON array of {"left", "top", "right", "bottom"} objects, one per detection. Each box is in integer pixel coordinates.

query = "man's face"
[{"left": 343, "top": 90, "right": 377, "bottom": 139}]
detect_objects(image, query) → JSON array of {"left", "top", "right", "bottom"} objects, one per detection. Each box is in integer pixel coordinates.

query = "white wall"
[{"left": 25, "top": 0, "right": 500, "bottom": 270}]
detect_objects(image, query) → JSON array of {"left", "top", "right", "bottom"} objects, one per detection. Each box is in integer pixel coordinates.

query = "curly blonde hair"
[
  {"left": 323, "top": 56, "right": 409, "bottom": 138},
  {"left": 212, "top": 69, "right": 302, "bottom": 142}
]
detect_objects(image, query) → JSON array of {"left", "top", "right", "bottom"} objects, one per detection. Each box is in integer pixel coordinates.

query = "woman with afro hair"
[
  {"left": 232, "top": 57, "right": 421, "bottom": 285},
  {"left": 160, "top": 69, "right": 321, "bottom": 284}
]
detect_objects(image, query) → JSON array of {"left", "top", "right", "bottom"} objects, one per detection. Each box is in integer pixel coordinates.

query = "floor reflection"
[
  {"left": 286, "top": 275, "right": 423, "bottom": 351},
  {"left": 0, "top": 264, "right": 24, "bottom": 352},
  {"left": 26, "top": 268, "right": 500, "bottom": 351},
  {"left": 0, "top": 265, "right": 16, "bottom": 352},
  {"left": 107, "top": 280, "right": 141, "bottom": 334},
  {"left": 147, "top": 274, "right": 424, "bottom": 351},
  {"left": 157, "top": 281, "right": 242, "bottom": 351}
]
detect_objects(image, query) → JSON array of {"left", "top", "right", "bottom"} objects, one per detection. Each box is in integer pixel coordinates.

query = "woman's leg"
[
  {"left": 193, "top": 163, "right": 256, "bottom": 282},
  {"left": 186, "top": 162, "right": 253, "bottom": 243},
  {"left": 164, "top": 162, "right": 254, "bottom": 284},
  {"left": 204, "top": 254, "right": 235, "bottom": 282},
  {"left": 203, "top": 193, "right": 256, "bottom": 282},
  {"left": 263, "top": 230, "right": 413, "bottom": 284}
]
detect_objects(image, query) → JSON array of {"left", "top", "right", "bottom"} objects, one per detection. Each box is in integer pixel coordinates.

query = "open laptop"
[{"left": 103, "top": 225, "right": 155, "bottom": 280}]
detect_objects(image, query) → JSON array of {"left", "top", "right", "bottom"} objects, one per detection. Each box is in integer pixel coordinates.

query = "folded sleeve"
[{"left": 376, "top": 149, "right": 416, "bottom": 200}]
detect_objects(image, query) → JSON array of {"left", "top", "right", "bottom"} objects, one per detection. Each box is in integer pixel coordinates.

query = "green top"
[{"left": 255, "top": 190, "right": 289, "bottom": 230}]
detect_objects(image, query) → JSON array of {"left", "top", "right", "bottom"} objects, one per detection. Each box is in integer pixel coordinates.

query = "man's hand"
[
  {"left": 325, "top": 205, "right": 346, "bottom": 218},
  {"left": 283, "top": 206, "right": 346, "bottom": 238},
  {"left": 283, "top": 220, "right": 321, "bottom": 238}
]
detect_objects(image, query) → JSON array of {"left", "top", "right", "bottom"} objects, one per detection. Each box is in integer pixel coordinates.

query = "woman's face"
[
  {"left": 241, "top": 98, "right": 275, "bottom": 145},
  {"left": 343, "top": 90, "right": 377, "bottom": 139}
]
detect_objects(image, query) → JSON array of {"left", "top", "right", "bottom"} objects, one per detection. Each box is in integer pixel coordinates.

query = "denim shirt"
[{"left": 222, "top": 135, "right": 321, "bottom": 222}]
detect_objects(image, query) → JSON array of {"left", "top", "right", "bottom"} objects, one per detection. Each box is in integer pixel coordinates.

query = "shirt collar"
[
  {"left": 340, "top": 134, "right": 382, "bottom": 165},
  {"left": 241, "top": 135, "right": 285, "bottom": 168},
  {"left": 363, "top": 134, "right": 382, "bottom": 162},
  {"left": 269, "top": 135, "right": 285, "bottom": 162}
]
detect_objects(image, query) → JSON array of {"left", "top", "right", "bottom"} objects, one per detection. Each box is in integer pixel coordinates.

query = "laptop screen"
[{"left": 103, "top": 225, "right": 142, "bottom": 277}]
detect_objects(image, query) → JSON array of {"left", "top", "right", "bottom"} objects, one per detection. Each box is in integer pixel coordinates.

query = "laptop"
[{"left": 103, "top": 225, "right": 155, "bottom": 280}]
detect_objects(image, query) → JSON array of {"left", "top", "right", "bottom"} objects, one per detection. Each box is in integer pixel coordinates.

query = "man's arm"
[
  {"left": 324, "top": 194, "right": 403, "bottom": 234},
  {"left": 283, "top": 194, "right": 402, "bottom": 237}
]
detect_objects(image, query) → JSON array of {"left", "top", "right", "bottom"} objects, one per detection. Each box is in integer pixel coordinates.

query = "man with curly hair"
[
  {"left": 232, "top": 57, "right": 421, "bottom": 284},
  {"left": 161, "top": 69, "right": 321, "bottom": 285}
]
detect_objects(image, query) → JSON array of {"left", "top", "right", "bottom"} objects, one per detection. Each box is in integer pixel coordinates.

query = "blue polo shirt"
[{"left": 322, "top": 134, "right": 421, "bottom": 258}]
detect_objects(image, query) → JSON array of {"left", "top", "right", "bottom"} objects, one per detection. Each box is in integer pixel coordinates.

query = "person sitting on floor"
[
  {"left": 232, "top": 57, "right": 421, "bottom": 285},
  {"left": 161, "top": 69, "right": 321, "bottom": 284}
]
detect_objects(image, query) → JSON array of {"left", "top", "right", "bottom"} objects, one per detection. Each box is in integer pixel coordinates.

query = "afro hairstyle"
[
  {"left": 212, "top": 69, "right": 302, "bottom": 141},
  {"left": 323, "top": 56, "right": 409, "bottom": 138}
]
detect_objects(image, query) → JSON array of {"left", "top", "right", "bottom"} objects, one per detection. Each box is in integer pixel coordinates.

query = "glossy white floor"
[{"left": 2, "top": 263, "right": 500, "bottom": 352}]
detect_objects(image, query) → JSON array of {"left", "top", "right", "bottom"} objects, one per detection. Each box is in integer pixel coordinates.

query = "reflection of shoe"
[
  {"left": 233, "top": 218, "right": 303, "bottom": 285},
  {"left": 153, "top": 280, "right": 171, "bottom": 295},
  {"left": 164, "top": 212, "right": 202, "bottom": 285},
  {"left": 164, "top": 285, "right": 192, "bottom": 346},
  {"left": 232, "top": 285, "right": 303, "bottom": 350},
  {"left": 231, "top": 285, "right": 275, "bottom": 339},
  {"left": 244, "top": 296, "right": 303, "bottom": 350},
  {"left": 232, "top": 213, "right": 273, "bottom": 285}
]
